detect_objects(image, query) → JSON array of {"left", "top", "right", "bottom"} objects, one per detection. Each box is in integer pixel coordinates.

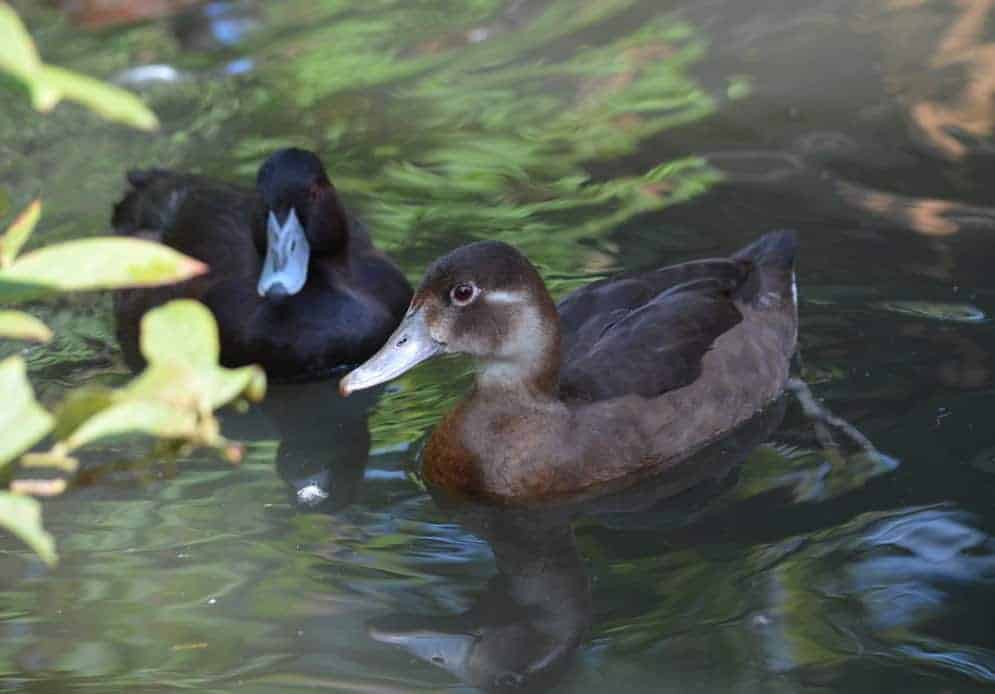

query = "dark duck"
[
  {"left": 112, "top": 148, "right": 412, "bottom": 381},
  {"left": 340, "top": 231, "right": 798, "bottom": 502}
]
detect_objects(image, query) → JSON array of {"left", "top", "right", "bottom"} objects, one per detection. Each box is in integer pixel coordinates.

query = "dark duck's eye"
[{"left": 450, "top": 282, "right": 478, "bottom": 306}]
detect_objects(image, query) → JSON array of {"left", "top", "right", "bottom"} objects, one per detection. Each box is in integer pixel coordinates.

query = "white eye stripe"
[{"left": 484, "top": 290, "right": 526, "bottom": 304}]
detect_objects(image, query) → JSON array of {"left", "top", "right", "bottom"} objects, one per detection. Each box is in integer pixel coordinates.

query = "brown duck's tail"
[
  {"left": 111, "top": 168, "right": 180, "bottom": 238},
  {"left": 731, "top": 229, "right": 798, "bottom": 307}
]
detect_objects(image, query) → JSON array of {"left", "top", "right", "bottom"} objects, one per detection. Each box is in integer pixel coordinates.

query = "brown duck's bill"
[{"left": 339, "top": 309, "right": 444, "bottom": 396}]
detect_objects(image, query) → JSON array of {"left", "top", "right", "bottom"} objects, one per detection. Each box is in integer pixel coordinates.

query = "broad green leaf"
[
  {"left": 0, "top": 310, "right": 51, "bottom": 342},
  {"left": 0, "top": 237, "right": 207, "bottom": 292},
  {"left": 0, "top": 492, "right": 56, "bottom": 565},
  {"left": 140, "top": 299, "right": 219, "bottom": 367},
  {"left": 0, "top": 198, "right": 41, "bottom": 267},
  {"left": 0, "top": 3, "right": 42, "bottom": 81},
  {"left": 0, "top": 356, "right": 53, "bottom": 468},
  {"left": 50, "top": 301, "right": 265, "bottom": 455},
  {"left": 203, "top": 366, "right": 267, "bottom": 410},
  {"left": 0, "top": 4, "right": 156, "bottom": 122},
  {"left": 121, "top": 362, "right": 205, "bottom": 411},
  {"left": 119, "top": 361, "right": 263, "bottom": 416},
  {"left": 137, "top": 299, "right": 265, "bottom": 407},
  {"left": 0, "top": 3, "right": 58, "bottom": 110},
  {"left": 38, "top": 65, "right": 159, "bottom": 131},
  {"left": 64, "top": 399, "right": 198, "bottom": 451}
]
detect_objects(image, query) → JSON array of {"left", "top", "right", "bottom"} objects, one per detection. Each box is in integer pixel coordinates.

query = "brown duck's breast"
[{"left": 422, "top": 404, "right": 485, "bottom": 495}]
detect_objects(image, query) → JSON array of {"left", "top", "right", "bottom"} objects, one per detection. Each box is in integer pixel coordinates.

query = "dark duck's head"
[
  {"left": 340, "top": 241, "right": 560, "bottom": 396},
  {"left": 255, "top": 148, "right": 348, "bottom": 300}
]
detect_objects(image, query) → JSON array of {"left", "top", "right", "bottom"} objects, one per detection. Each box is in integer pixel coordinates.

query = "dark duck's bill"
[{"left": 257, "top": 208, "right": 310, "bottom": 298}]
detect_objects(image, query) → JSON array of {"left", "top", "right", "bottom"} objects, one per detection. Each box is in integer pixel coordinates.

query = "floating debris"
[
  {"left": 873, "top": 301, "right": 987, "bottom": 323},
  {"left": 113, "top": 64, "right": 188, "bottom": 87}
]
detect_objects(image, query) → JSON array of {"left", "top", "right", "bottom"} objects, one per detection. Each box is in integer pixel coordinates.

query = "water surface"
[{"left": 2, "top": 0, "right": 995, "bottom": 691}]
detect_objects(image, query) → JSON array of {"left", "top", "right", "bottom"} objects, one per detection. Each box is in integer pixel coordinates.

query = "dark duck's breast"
[
  {"left": 340, "top": 231, "right": 798, "bottom": 502},
  {"left": 112, "top": 148, "right": 412, "bottom": 382}
]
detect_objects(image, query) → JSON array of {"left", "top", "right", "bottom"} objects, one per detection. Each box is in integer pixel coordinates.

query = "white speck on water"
[
  {"left": 752, "top": 614, "right": 772, "bottom": 627},
  {"left": 467, "top": 28, "right": 490, "bottom": 43},
  {"left": 297, "top": 484, "right": 329, "bottom": 504}
]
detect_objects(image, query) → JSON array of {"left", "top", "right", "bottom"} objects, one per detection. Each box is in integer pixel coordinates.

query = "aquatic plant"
[{"left": 0, "top": 4, "right": 263, "bottom": 565}]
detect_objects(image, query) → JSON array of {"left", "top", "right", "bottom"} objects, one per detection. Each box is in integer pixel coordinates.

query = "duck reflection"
[
  {"left": 369, "top": 400, "right": 787, "bottom": 692},
  {"left": 223, "top": 378, "right": 381, "bottom": 513},
  {"left": 270, "top": 380, "right": 384, "bottom": 513},
  {"left": 371, "top": 511, "right": 589, "bottom": 692}
]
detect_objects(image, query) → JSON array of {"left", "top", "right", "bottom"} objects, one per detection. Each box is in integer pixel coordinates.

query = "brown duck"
[{"left": 340, "top": 231, "right": 798, "bottom": 502}]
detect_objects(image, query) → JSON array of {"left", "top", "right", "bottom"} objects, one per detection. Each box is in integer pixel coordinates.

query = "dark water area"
[{"left": 2, "top": 0, "right": 995, "bottom": 691}]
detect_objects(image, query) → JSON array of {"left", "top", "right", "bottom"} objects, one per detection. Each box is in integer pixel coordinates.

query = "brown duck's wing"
[
  {"left": 558, "top": 258, "right": 748, "bottom": 365},
  {"left": 558, "top": 276, "right": 744, "bottom": 403}
]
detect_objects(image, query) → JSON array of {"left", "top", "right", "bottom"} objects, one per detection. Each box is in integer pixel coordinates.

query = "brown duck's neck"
[
  {"left": 474, "top": 302, "right": 562, "bottom": 404},
  {"left": 474, "top": 361, "right": 560, "bottom": 404}
]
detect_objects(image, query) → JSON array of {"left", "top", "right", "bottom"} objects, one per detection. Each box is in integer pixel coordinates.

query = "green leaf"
[
  {"left": 0, "top": 310, "right": 51, "bottom": 342},
  {"left": 64, "top": 398, "right": 198, "bottom": 451},
  {"left": 0, "top": 356, "right": 53, "bottom": 468},
  {"left": 0, "top": 3, "right": 42, "bottom": 81},
  {"left": 50, "top": 300, "right": 265, "bottom": 454},
  {"left": 0, "top": 198, "right": 41, "bottom": 267},
  {"left": 0, "top": 491, "right": 57, "bottom": 566},
  {"left": 0, "top": 237, "right": 207, "bottom": 295},
  {"left": 202, "top": 365, "right": 267, "bottom": 410},
  {"left": 0, "top": 3, "right": 58, "bottom": 110},
  {"left": 38, "top": 64, "right": 159, "bottom": 132},
  {"left": 140, "top": 299, "right": 219, "bottom": 367},
  {"left": 0, "top": 4, "right": 157, "bottom": 123}
]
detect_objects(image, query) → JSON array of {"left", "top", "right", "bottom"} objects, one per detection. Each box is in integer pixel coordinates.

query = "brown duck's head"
[
  {"left": 340, "top": 241, "right": 560, "bottom": 396},
  {"left": 255, "top": 148, "right": 349, "bottom": 300}
]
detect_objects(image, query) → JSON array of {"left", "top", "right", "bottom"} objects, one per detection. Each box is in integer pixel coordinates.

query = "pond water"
[{"left": 2, "top": 0, "right": 995, "bottom": 691}]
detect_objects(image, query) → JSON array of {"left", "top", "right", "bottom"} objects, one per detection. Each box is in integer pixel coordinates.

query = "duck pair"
[{"left": 114, "top": 149, "right": 798, "bottom": 502}]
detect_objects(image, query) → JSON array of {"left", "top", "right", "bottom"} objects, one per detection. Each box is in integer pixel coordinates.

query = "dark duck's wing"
[
  {"left": 113, "top": 169, "right": 260, "bottom": 266},
  {"left": 112, "top": 169, "right": 262, "bottom": 369},
  {"left": 558, "top": 231, "right": 797, "bottom": 402}
]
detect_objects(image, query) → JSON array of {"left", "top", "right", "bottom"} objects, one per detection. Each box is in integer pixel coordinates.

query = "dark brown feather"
[
  {"left": 559, "top": 278, "right": 744, "bottom": 401},
  {"left": 557, "top": 259, "right": 750, "bottom": 402}
]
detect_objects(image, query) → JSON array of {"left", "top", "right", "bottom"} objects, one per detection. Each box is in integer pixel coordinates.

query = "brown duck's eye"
[{"left": 450, "top": 282, "right": 478, "bottom": 306}]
